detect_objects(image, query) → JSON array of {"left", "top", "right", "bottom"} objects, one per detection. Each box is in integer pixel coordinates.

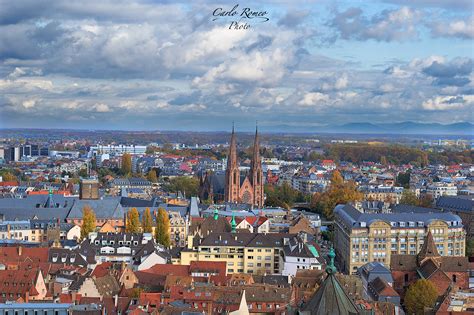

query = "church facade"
[{"left": 199, "top": 126, "right": 264, "bottom": 208}]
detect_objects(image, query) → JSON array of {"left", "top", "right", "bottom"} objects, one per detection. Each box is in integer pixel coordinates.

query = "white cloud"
[
  {"left": 298, "top": 92, "right": 330, "bottom": 106},
  {"left": 430, "top": 16, "right": 474, "bottom": 39},
  {"left": 422, "top": 95, "right": 471, "bottom": 110},
  {"left": 334, "top": 73, "right": 349, "bottom": 89},
  {"left": 93, "top": 103, "right": 111, "bottom": 112}
]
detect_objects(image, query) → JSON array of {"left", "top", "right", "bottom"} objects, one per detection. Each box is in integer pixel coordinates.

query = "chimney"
[
  {"left": 18, "top": 246, "right": 22, "bottom": 256},
  {"left": 114, "top": 294, "right": 118, "bottom": 307}
]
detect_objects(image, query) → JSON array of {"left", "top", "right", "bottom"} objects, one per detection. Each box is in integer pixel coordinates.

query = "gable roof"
[
  {"left": 417, "top": 231, "right": 439, "bottom": 262},
  {"left": 369, "top": 277, "right": 399, "bottom": 298}
]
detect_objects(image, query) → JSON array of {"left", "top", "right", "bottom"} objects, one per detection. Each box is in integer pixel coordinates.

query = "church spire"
[
  {"left": 418, "top": 230, "right": 439, "bottom": 263},
  {"left": 225, "top": 124, "right": 240, "bottom": 203},
  {"left": 250, "top": 122, "right": 264, "bottom": 208},
  {"left": 227, "top": 123, "right": 237, "bottom": 170},
  {"left": 231, "top": 211, "right": 236, "bottom": 232}
]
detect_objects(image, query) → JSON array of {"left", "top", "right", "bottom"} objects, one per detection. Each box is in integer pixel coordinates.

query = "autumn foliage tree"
[
  {"left": 80, "top": 205, "right": 96, "bottom": 240},
  {"left": 126, "top": 208, "right": 141, "bottom": 233},
  {"left": 404, "top": 279, "right": 438, "bottom": 315},
  {"left": 121, "top": 153, "right": 132, "bottom": 176},
  {"left": 311, "top": 170, "right": 363, "bottom": 219},
  {"left": 141, "top": 207, "right": 153, "bottom": 233},
  {"left": 155, "top": 208, "right": 170, "bottom": 247},
  {"left": 147, "top": 169, "right": 158, "bottom": 183},
  {"left": 400, "top": 190, "right": 433, "bottom": 207},
  {"left": 265, "top": 182, "right": 306, "bottom": 209}
]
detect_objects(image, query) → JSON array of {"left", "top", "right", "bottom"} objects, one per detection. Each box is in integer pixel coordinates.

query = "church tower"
[
  {"left": 250, "top": 126, "right": 264, "bottom": 207},
  {"left": 225, "top": 124, "right": 240, "bottom": 203}
]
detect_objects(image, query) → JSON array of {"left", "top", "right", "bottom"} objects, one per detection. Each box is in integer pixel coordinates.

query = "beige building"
[
  {"left": 334, "top": 204, "right": 466, "bottom": 274},
  {"left": 181, "top": 232, "right": 297, "bottom": 275},
  {"left": 169, "top": 211, "right": 188, "bottom": 247}
]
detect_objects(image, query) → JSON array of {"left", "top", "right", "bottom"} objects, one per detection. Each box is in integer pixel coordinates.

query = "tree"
[
  {"left": 0, "top": 171, "right": 17, "bottom": 182},
  {"left": 147, "top": 169, "right": 158, "bottom": 183},
  {"left": 400, "top": 189, "right": 419, "bottom": 206},
  {"left": 312, "top": 170, "right": 363, "bottom": 219},
  {"left": 163, "top": 177, "right": 199, "bottom": 197},
  {"left": 121, "top": 153, "right": 132, "bottom": 175},
  {"left": 418, "top": 194, "right": 433, "bottom": 208},
  {"left": 404, "top": 279, "right": 438, "bottom": 315},
  {"left": 466, "top": 239, "right": 474, "bottom": 257},
  {"left": 126, "top": 208, "right": 141, "bottom": 233},
  {"left": 142, "top": 208, "right": 153, "bottom": 233},
  {"left": 80, "top": 205, "right": 96, "bottom": 240},
  {"left": 78, "top": 168, "right": 88, "bottom": 178},
  {"left": 155, "top": 208, "right": 170, "bottom": 247},
  {"left": 264, "top": 182, "right": 306, "bottom": 209},
  {"left": 396, "top": 171, "right": 411, "bottom": 188}
]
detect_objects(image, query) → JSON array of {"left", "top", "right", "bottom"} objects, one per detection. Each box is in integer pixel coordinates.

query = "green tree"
[
  {"left": 147, "top": 169, "right": 158, "bottom": 183},
  {"left": 126, "top": 208, "right": 141, "bottom": 233},
  {"left": 163, "top": 177, "right": 199, "bottom": 197},
  {"left": 466, "top": 239, "right": 474, "bottom": 257},
  {"left": 404, "top": 279, "right": 438, "bottom": 315},
  {"left": 396, "top": 171, "right": 411, "bottom": 188},
  {"left": 264, "top": 182, "right": 306, "bottom": 209},
  {"left": 312, "top": 170, "right": 363, "bottom": 219},
  {"left": 142, "top": 207, "right": 153, "bottom": 233},
  {"left": 78, "top": 168, "right": 88, "bottom": 178},
  {"left": 121, "top": 153, "right": 132, "bottom": 175},
  {"left": 80, "top": 205, "right": 96, "bottom": 240},
  {"left": 155, "top": 208, "right": 170, "bottom": 247},
  {"left": 400, "top": 189, "right": 419, "bottom": 206}
]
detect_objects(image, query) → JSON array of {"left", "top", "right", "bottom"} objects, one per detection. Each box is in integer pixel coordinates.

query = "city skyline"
[{"left": 0, "top": 0, "right": 473, "bottom": 131}]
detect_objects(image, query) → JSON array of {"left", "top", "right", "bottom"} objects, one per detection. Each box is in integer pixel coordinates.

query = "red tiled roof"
[
  {"left": 0, "top": 247, "right": 49, "bottom": 268},
  {"left": 140, "top": 264, "right": 189, "bottom": 277},
  {"left": 28, "top": 190, "right": 71, "bottom": 196},
  {"left": 139, "top": 292, "right": 161, "bottom": 307},
  {"left": 0, "top": 182, "right": 18, "bottom": 187},
  {"left": 0, "top": 267, "right": 42, "bottom": 302},
  {"left": 91, "top": 262, "right": 114, "bottom": 278},
  {"left": 59, "top": 293, "right": 82, "bottom": 303},
  {"left": 190, "top": 261, "right": 226, "bottom": 276}
]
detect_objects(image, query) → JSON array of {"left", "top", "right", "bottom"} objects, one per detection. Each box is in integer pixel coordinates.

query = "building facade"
[
  {"left": 334, "top": 204, "right": 466, "bottom": 274},
  {"left": 181, "top": 232, "right": 298, "bottom": 275}
]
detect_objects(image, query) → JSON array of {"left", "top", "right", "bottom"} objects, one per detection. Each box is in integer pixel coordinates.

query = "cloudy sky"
[{"left": 0, "top": 0, "right": 472, "bottom": 131}]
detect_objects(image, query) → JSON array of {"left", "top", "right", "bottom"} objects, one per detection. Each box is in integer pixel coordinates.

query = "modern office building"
[
  {"left": 333, "top": 204, "right": 466, "bottom": 274},
  {"left": 88, "top": 144, "right": 147, "bottom": 158}
]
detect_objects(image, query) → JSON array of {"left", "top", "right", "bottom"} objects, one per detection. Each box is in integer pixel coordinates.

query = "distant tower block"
[{"left": 80, "top": 179, "right": 99, "bottom": 200}]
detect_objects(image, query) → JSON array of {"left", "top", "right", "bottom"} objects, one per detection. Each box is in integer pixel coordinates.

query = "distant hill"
[{"left": 314, "top": 122, "right": 473, "bottom": 135}]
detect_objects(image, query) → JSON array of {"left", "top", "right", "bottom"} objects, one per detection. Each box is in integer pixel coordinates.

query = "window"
[
  {"left": 452, "top": 275, "right": 457, "bottom": 283},
  {"left": 404, "top": 274, "right": 409, "bottom": 283}
]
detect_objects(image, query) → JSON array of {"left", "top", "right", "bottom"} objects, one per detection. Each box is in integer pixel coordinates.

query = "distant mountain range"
[{"left": 267, "top": 122, "right": 473, "bottom": 135}]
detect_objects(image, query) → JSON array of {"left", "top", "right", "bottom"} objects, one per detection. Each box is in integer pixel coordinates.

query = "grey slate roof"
[
  {"left": 335, "top": 204, "right": 462, "bottom": 228},
  {"left": 358, "top": 262, "right": 393, "bottom": 284},
  {"left": 436, "top": 195, "right": 473, "bottom": 213},
  {"left": 67, "top": 197, "right": 124, "bottom": 219}
]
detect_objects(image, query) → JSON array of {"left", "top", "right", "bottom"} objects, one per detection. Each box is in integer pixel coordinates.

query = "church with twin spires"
[{"left": 198, "top": 125, "right": 264, "bottom": 208}]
